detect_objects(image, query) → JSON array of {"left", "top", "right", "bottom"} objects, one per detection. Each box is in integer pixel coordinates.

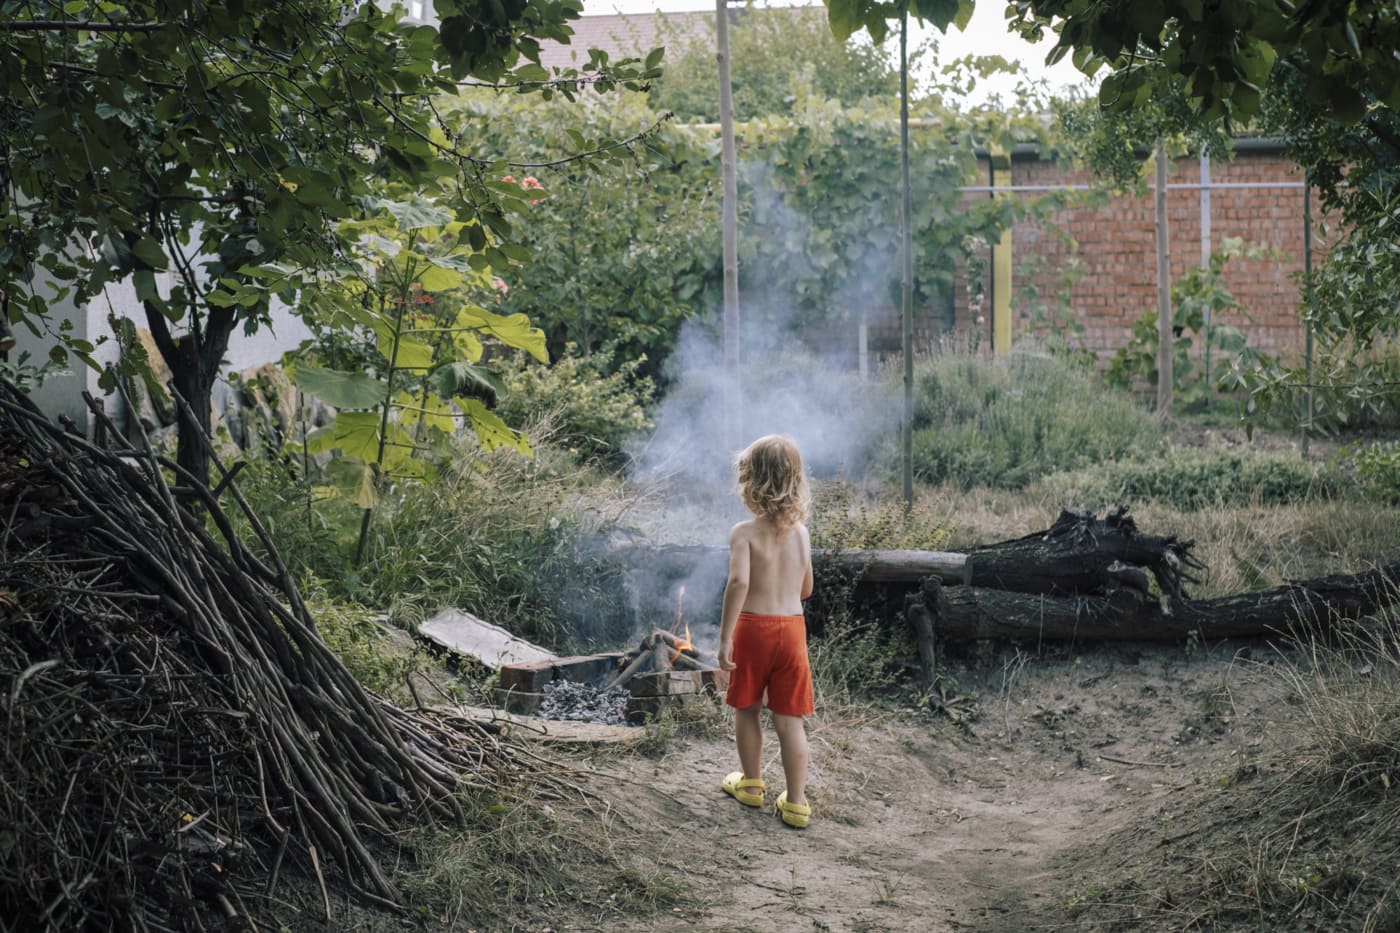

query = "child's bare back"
[{"left": 727, "top": 517, "right": 813, "bottom": 617}]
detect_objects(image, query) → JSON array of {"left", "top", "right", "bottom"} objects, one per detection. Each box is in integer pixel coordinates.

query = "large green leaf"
[
  {"left": 825, "top": 0, "right": 862, "bottom": 42},
  {"left": 289, "top": 364, "right": 389, "bottom": 409},
  {"left": 374, "top": 322, "right": 437, "bottom": 371},
  {"left": 305, "top": 411, "right": 383, "bottom": 461},
  {"left": 459, "top": 398, "right": 532, "bottom": 455},
  {"left": 458, "top": 305, "right": 549, "bottom": 362},
  {"left": 395, "top": 389, "right": 457, "bottom": 434},
  {"left": 428, "top": 360, "right": 505, "bottom": 406},
  {"left": 324, "top": 455, "right": 380, "bottom": 509},
  {"left": 376, "top": 197, "right": 454, "bottom": 231},
  {"left": 415, "top": 259, "right": 466, "bottom": 292}
]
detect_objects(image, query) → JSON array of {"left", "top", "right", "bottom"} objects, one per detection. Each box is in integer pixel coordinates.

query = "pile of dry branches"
[{"left": 0, "top": 381, "right": 536, "bottom": 929}]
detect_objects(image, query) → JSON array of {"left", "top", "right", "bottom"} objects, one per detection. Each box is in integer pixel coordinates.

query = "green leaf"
[
  {"left": 416, "top": 260, "right": 465, "bottom": 292},
  {"left": 305, "top": 411, "right": 382, "bottom": 461},
  {"left": 288, "top": 364, "right": 389, "bottom": 409},
  {"left": 324, "top": 456, "right": 381, "bottom": 509},
  {"left": 907, "top": 0, "right": 963, "bottom": 30},
  {"left": 428, "top": 360, "right": 506, "bottom": 405},
  {"left": 133, "top": 269, "right": 158, "bottom": 302},
  {"left": 131, "top": 236, "right": 168, "bottom": 270},
  {"left": 395, "top": 389, "right": 457, "bottom": 434},
  {"left": 826, "top": 0, "right": 861, "bottom": 42},
  {"left": 376, "top": 197, "right": 454, "bottom": 231},
  {"left": 206, "top": 289, "right": 241, "bottom": 308},
  {"left": 377, "top": 327, "right": 436, "bottom": 371},
  {"left": 457, "top": 304, "right": 548, "bottom": 362},
  {"left": 63, "top": 0, "right": 86, "bottom": 12},
  {"left": 459, "top": 398, "right": 532, "bottom": 454}
]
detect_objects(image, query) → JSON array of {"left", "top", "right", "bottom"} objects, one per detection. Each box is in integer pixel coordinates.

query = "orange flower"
[{"left": 502, "top": 174, "right": 516, "bottom": 184}]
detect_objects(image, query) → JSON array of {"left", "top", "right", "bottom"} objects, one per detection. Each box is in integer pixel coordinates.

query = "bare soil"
[{"left": 553, "top": 638, "right": 1298, "bottom": 932}]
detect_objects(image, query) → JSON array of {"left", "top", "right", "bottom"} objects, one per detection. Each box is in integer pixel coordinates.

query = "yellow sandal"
[
  {"left": 776, "top": 790, "right": 811, "bottom": 828},
  {"left": 722, "top": 771, "right": 765, "bottom": 807}
]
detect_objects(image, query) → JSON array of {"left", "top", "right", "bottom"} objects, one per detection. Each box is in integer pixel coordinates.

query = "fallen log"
[
  {"left": 619, "top": 544, "right": 969, "bottom": 586},
  {"left": 965, "top": 506, "right": 1203, "bottom": 598},
  {"left": 622, "top": 508, "right": 1193, "bottom": 595},
  {"left": 914, "top": 560, "right": 1400, "bottom": 643}
]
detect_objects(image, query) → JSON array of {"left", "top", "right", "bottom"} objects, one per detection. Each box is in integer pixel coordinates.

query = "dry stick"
[
  {"left": 606, "top": 634, "right": 658, "bottom": 690},
  {"left": 156, "top": 449, "right": 445, "bottom": 805},
  {"left": 1098, "top": 753, "right": 1178, "bottom": 769},
  {"left": 308, "top": 844, "right": 332, "bottom": 923},
  {"left": 649, "top": 637, "right": 670, "bottom": 675}
]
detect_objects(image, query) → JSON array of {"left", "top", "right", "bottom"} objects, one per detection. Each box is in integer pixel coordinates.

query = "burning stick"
[{"left": 605, "top": 633, "right": 657, "bottom": 690}]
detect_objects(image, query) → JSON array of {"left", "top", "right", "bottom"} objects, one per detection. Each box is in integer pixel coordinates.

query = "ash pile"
[{"left": 537, "top": 680, "right": 631, "bottom": 726}]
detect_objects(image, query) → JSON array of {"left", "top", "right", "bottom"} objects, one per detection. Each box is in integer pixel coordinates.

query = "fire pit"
[{"left": 497, "top": 628, "right": 728, "bottom": 725}]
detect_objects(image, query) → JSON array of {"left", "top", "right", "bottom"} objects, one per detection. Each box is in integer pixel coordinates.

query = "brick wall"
[{"left": 852, "top": 144, "right": 1329, "bottom": 363}]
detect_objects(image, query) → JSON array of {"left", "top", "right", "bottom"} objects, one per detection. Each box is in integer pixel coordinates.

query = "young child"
[{"left": 718, "top": 435, "right": 815, "bottom": 828}]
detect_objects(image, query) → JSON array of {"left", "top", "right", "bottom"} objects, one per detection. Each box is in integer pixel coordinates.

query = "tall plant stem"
[{"left": 355, "top": 289, "right": 405, "bottom": 566}]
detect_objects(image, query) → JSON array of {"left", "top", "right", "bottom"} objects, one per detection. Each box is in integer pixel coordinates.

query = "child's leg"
[
  {"left": 734, "top": 702, "right": 763, "bottom": 781},
  {"left": 772, "top": 712, "right": 808, "bottom": 806}
]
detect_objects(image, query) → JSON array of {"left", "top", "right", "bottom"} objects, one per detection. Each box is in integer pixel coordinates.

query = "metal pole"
[
  {"left": 1200, "top": 151, "right": 1212, "bottom": 404},
  {"left": 900, "top": 8, "right": 914, "bottom": 512},
  {"left": 1303, "top": 178, "right": 1314, "bottom": 459},
  {"left": 1155, "top": 140, "right": 1173, "bottom": 420},
  {"left": 716, "top": 0, "right": 741, "bottom": 450}
]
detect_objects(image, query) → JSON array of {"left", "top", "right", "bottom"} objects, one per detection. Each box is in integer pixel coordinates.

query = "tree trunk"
[
  {"left": 144, "top": 300, "right": 238, "bottom": 494},
  {"left": 914, "top": 563, "right": 1400, "bottom": 643}
]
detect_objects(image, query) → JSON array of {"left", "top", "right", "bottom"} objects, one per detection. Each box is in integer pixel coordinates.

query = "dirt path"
[{"left": 572, "top": 641, "right": 1289, "bottom": 932}]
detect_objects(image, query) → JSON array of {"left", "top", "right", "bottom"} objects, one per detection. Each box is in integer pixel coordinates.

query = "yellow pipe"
[{"left": 991, "top": 162, "right": 1013, "bottom": 354}]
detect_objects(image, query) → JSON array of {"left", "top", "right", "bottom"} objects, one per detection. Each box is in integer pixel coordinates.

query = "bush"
[
  {"left": 493, "top": 345, "right": 653, "bottom": 465},
  {"left": 907, "top": 348, "right": 1160, "bottom": 489},
  {"left": 1037, "top": 448, "right": 1340, "bottom": 511},
  {"left": 1350, "top": 440, "right": 1400, "bottom": 504},
  {"left": 810, "top": 478, "right": 953, "bottom": 550},
  {"left": 304, "top": 585, "right": 421, "bottom": 699},
  {"left": 233, "top": 439, "right": 641, "bottom": 654}
]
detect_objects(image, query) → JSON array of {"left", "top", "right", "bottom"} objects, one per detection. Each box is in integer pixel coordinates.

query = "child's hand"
[{"left": 719, "top": 639, "right": 736, "bottom": 671}]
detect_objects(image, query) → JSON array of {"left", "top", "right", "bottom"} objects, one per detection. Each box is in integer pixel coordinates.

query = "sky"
[{"left": 580, "top": 0, "right": 1096, "bottom": 105}]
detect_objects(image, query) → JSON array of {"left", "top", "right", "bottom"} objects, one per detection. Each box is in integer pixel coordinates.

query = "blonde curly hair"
[{"left": 736, "top": 434, "right": 810, "bottom": 530}]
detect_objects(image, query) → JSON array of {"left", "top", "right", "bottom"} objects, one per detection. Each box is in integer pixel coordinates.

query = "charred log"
[
  {"left": 915, "top": 563, "right": 1400, "bottom": 644},
  {"left": 966, "top": 506, "right": 1204, "bottom": 598}
]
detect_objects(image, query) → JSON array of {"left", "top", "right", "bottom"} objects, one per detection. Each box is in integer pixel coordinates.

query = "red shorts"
[{"left": 725, "top": 612, "right": 814, "bottom": 717}]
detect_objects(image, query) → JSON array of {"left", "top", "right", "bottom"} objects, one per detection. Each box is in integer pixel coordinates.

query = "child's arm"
[
  {"left": 718, "top": 524, "right": 750, "bottom": 671},
  {"left": 799, "top": 522, "right": 814, "bottom": 601}
]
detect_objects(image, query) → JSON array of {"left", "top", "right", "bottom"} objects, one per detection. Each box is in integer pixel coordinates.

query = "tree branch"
[{"left": 0, "top": 20, "right": 168, "bottom": 33}]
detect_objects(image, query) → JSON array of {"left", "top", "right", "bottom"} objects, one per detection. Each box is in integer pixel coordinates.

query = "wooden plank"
[
  {"left": 452, "top": 705, "right": 640, "bottom": 745},
  {"left": 417, "top": 608, "right": 557, "bottom": 668}
]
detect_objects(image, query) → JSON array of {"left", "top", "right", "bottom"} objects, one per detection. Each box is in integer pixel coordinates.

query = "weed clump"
[
  {"left": 1038, "top": 447, "right": 1339, "bottom": 511},
  {"left": 906, "top": 348, "right": 1159, "bottom": 490}
]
